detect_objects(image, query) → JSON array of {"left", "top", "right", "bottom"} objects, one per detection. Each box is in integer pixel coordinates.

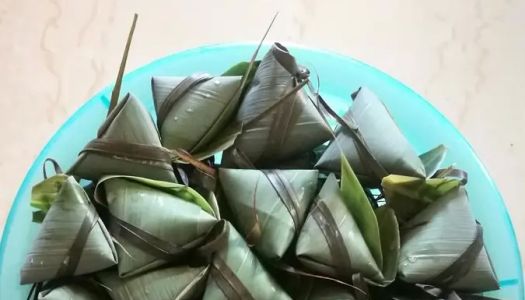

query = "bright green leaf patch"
[
  {"left": 375, "top": 206, "right": 400, "bottom": 285},
  {"left": 382, "top": 174, "right": 460, "bottom": 223},
  {"left": 30, "top": 174, "right": 68, "bottom": 222},
  {"left": 339, "top": 154, "right": 383, "bottom": 269}
]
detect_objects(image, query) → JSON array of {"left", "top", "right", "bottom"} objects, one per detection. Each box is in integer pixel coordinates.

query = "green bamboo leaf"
[
  {"left": 383, "top": 175, "right": 460, "bottom": 201},
  {"left": 382, "top": 174, "right": 460, "bottom": 223},
  {"left": 30, "top": 174, "right": 68, "bottom": 212},
  {"left": 419, "top": 144, "right": 447, "bottom": 178},
  {"left": 375, "top": 206, "right": 400, "bottom": 285},
  {"left": 222, "top": 61, "right": 256, "bottom": 75},
  {"left": 222, "top": 61, "right": 260, "bottom": 87},
  {"left": 340, "top": 155, "right": 383, "bottom": 269}
]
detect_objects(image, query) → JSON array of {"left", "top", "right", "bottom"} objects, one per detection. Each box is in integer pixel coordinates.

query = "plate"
[{"left": 0, "top": 43, "right": 522, "bottom": 299}]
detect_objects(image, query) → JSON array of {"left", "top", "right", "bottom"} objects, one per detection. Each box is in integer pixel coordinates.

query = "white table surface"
[{"left": 0, "top": 0, "right": 523, "bottom": 272}]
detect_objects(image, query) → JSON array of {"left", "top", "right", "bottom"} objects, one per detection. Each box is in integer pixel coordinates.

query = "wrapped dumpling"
[
  {"left": 96, "top": 175, "right": 218, "bottom": 277},
  {"left": 202, "top": 222, "right": 291, "bottom": 300},
  {"left": 222, "top": 43, "right": 332, "bottom": 167},
  {"left": 70, "top": 15, "right": 176, "bottom": 182},
  {"left": 69, "top": 94, "right": 176, "bottom": 182},
  {"left": 219, "top": 168, "right": 318, "bottom": 259},
  {"left": 98, "top": 265, "right": 209, "bottom": 300},
  {"left": 399, "top": 187, "right": 499, "bottom": 292},
  {"left": 151, "top": 74, "right": 243, "bottom": 157},
  {"left": 20, "top": 177, "right": 117, "bottom": 284},
  {"left": 316, "top": 87, "right": 425, "bottom": 181},
  {"left": 296, "top": 174, "right": 383, "bottom": 282},
  {"left": 296, "top": 158, "right": 399, "bottom": 285}
]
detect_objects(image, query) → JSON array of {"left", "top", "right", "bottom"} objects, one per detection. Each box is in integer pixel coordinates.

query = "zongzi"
[
  {"left": 202, "top": 222, "right": 291, "bottom": 300},
  {"left": 69, "top": 14, "right": 176, "bottom": 182},
  {"left": 20, "top": 176, "right": 117, "bottom": 284},
  {"left": 399, "top": 187, "right": 499, "bottom": 292},
  {"left": 316, "top": 87, "right": 425, "bottom": 181},
  {"left": 296, "top": 173, "right": 384, "bottom": 282},
  {"left": 69, "top": 94, "right": 177, "bottom": 182},
  {"left": 151, "top": 74, "right": 243, "bottom": 155},
  {"left": 96, "top": 175, "right": 217, "bottom": 277},
  {"left": 296, "top": 157, "right": 400, "bottom": 285},
  {"left": 222, "top": 42, "right": 332, "bottom": 167},
  {"left": 219, "top": 168, "right": 318, "bottom": 259}
]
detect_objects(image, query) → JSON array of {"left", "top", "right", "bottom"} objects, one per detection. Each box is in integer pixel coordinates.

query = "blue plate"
[{"left": 0, "top": 43, "right": 522, "bottom": 299}]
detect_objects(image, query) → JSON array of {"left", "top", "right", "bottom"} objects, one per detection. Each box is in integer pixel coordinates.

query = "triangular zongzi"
[
  {"left": 219, "top": 168, "right": 318, "bottom": 259},
  {"left": 202, "top": 222, "right": 291, "bottom": 300},
  {"left": 296, "top": 173, "right": 384, "bottom": 282},
  {"left": 98, "top": 265, "right": 209, "bottom": 300},
  {"left": 69, "top": 94, "right": 176, "bottom": 182},
  {"left": 96, "top": 175, "right": 217, "bottom": 277},
  {"left": 151, "top": 74, "right": 242, "bottom": 154},
  {"left": 399, "top": 187, "right": 499, "bottom": 292},
  {"left": 316, "top": 87, "right": 425, "bottom": 181},
  {"left": 222, "top": 42, "right": 331, "bottom": 166},
  {"left": 297, "top": 156, "right": 400, "bottom": 286},
  {"left": 20, "top": 177, "right": 117, "bottom": 284}
]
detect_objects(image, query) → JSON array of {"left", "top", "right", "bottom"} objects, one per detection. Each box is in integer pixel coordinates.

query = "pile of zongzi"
[{"left": 20, "top": 15, "right": 501, "bottom": 300}]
